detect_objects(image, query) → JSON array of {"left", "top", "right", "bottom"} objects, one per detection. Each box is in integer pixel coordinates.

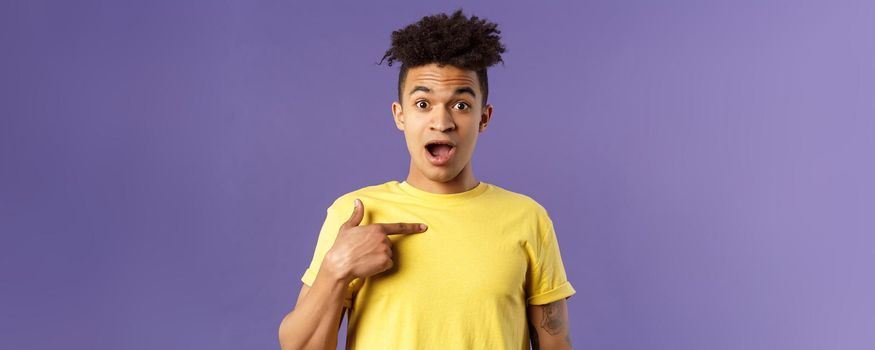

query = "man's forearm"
[{"left": 278, "top": 264, "right": 349, "bottom": 350}]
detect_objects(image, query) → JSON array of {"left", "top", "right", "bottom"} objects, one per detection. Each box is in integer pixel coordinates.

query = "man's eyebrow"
[
  {"left": 409, "top": 86, "right": 431, "bottom": 95},
  {"left": 408, "top": 86, "right": 477, "bottom": 98},
  {"left": 454, "top": 87, "right": 476, "bottom": 98}
]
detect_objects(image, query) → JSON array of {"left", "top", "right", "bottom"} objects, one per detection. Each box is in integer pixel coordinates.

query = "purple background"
[{"left": 2, "top": 1, "right": 873, "bottom": 349}]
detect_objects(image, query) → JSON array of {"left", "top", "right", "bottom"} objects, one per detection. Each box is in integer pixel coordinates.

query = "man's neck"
[{"left": 405, "top": 164, "right": 479, "bottom": 194}]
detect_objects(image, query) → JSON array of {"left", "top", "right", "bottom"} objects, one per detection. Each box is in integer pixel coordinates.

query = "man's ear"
[
  {"left": 479, "top": 103, "right": 493, "bottom": 132},
  {"left": 392, "top": 101, "right": 405, "bottom": 131}
]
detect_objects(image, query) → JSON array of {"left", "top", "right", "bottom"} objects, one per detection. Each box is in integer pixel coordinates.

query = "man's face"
[{"left": 392, "top": 63, "right": 493, "bottom": 184}]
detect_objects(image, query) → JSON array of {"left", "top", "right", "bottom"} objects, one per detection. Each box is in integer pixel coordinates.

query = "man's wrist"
[{"left": 321, "top": 251, "right": 353, "bottom": 285}]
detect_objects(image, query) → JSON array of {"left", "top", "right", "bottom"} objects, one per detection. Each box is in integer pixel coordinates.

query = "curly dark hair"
[{"left": 379, "top": 9, "right": 506, "bottom": 106}]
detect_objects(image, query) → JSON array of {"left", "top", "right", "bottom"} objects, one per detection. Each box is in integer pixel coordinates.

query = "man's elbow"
[{"left": 277, "top": 317, "right": 317, "bottom": 350}]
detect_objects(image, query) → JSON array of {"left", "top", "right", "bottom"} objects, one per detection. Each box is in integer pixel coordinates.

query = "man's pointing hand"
[{"left": 323, "top": 198, "right": 428, "bottom": 284}]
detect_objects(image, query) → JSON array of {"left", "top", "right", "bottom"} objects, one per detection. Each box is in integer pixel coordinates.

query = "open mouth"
[{"left": 424, "top": 140, "right": 456, "bottom": 166}]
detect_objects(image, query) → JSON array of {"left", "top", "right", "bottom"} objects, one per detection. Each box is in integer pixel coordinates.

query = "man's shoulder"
[
  {"left": 486, "top": 182, "right": 550, "bottom": 214},
  {"left": 326, "top": 180, "right": 400, "bottom": 210}
]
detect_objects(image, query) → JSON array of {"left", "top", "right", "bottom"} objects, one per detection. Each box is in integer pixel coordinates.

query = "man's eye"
[
  {"left": 454, "top": 102, "right": 469, "bottom": 110},
  {"left": 416, "top": 100, "right": 429, "bottom": 109}
]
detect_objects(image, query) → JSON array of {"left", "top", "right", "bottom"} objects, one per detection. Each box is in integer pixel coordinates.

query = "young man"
[{"left": 278, "top": 10, "right": 575, "bottom": 349}]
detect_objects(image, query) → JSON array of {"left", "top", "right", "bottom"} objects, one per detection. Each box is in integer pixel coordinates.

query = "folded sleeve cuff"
[
  {"left": 526, "top": 281, "right": 577, "bottom": 305},
  {"left": 301, "top": 268, "right": 317, "bottom": 287}
]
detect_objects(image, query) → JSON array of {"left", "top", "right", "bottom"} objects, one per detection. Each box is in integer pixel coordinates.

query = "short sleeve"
[
  {"left": 301, "top": 198, "right": 363, "bottom": 308},
  {"left": 525, "top": 205, "right": 577, "bottom": 305}
]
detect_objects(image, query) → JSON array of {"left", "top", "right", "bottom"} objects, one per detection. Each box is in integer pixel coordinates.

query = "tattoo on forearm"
[
  {"left": 530, "top": 300, "right": 572, "bottom": 348},
  {"left": 540, "top": 301, "right": 564, "bottom": 335},
  {"left": 539, "top": 300, "right": 572, "bottom": 346}
]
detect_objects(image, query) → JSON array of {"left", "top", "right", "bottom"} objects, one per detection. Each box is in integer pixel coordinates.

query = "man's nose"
[{"left": 430, "top": 107, "right": 456, "bottom": 132}]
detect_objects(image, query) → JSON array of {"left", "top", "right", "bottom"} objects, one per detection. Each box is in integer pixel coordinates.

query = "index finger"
[{"left": 377, "top": 223, "right": 428, "bottom": 235}]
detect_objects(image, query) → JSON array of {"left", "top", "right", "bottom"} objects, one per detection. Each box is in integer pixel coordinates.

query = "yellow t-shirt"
[{"left": 301, "top": 180, "right": 576, "bottom": 349}]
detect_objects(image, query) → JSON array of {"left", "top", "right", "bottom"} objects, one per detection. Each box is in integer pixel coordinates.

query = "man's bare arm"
[
  {"left": 277, "top": 265, "right": 349, "bottom": 350},
  {"left": 527, "top": 298, "right": 572, "bottom": 349}
]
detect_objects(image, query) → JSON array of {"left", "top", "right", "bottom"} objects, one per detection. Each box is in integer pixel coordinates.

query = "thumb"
[{"left": 342, "top": 198, "right": 364, "bottom": 229}]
